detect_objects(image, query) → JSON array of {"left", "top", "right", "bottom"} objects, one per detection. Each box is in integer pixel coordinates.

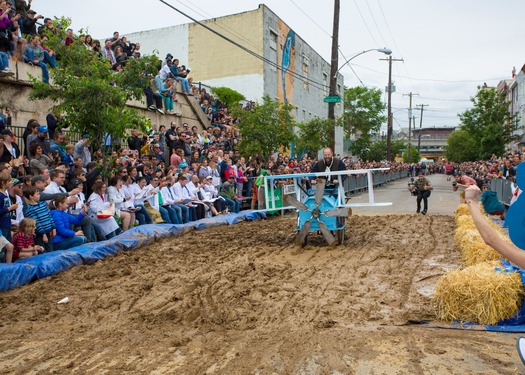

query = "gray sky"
[{"left": 39, "top": 0, "right": 524, "bottom": 132}]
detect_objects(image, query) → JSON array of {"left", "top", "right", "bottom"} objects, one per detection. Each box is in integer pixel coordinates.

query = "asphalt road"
[{"left": 349, "top": 173, "right": 460, "bottom": 216}]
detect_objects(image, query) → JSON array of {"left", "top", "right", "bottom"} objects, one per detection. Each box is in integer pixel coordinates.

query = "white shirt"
[{"left": 159, "top": 65, "right": 171, "bottom": 81}]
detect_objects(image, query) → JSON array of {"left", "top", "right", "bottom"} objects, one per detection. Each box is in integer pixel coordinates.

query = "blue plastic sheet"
[{"left": 0, "top": 210, "right": 266, "bottom": 292}]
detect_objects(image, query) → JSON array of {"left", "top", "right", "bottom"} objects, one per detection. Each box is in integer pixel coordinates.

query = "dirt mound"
[{"left": 0, "top": 214, "right": 521, "bottom": 374}]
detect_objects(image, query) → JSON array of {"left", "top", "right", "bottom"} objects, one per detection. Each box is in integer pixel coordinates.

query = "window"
[
  {"left": 323, "top": 72, "right": 329, "bottom": 94},
  {"left": 269, "top": 29, "right": 278, "bottom": 51},
  {"left": 303, "top": 56, "right": 309, "bottom": 92}
]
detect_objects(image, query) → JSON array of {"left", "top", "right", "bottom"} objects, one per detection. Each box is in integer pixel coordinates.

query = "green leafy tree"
[
  {"left": 402, "top": 145, "right": 421, "bottom": 163},
  {"left": 29, "top": 18, "right": 158, "bottom": 175},
  {"left": 237, "top": 95, "right": 295, "bottom": 159},
  {"left": 445, "top": 130, "right": 479, "bottom": 162},
  {"left": 455, "top": 86, "right": 517, "bottom": 160},
  {"left": 353, "top": 139, "right": 405, "bottom": 162},
  {"left": 295, "top": 117, "right": 334, "bottom": 157},
  {"left": 211, "top": 87, "right": 245, "bottom": 112},
  {"left": 341, "top": 86, "right": 386, "bottom": 155}
]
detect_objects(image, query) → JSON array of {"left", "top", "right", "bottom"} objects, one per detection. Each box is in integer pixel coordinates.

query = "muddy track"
[{"left": 0, "top": 214, "right": 521, "bottom": 374}]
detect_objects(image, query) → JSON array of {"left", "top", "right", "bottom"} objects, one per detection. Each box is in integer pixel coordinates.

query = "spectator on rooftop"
[
  {"left": 37, "top": 17, "right": 53, "bottom": 35},
  {"left": 144, "top": 77, "right": 164, "bottom": 114},
  {"left": 22, "top": 35, "right": 53, "bottom": 83},
  {"left": 154, "top": 74, "right": 175, "bottom": 115},
  {"left": 101, "top": 39, "right": 116, "bottom": 65},
  {"left": 113, "top": 45, "right": 127, "bottom": 67},
  {"left": 62, "top": 28, "right": 74, "bottom": 46},
  {"left": 162, "top": 53, "right": 173, "bottom": 68},
  {"left": 170, "top": 58, "right": 191, "bottom": 94},
  {"left": 83, "top": 34, "right": 93, "bottom": 50},
  {"left": 20, "top": 9, "right": 41, "bottom": 35}
]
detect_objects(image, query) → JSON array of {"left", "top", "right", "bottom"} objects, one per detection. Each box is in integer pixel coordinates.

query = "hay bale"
[
  {"left": 456, "top": 215, "right": 476, "bottom": 229},
  {"left": 461, "top": 237, "right": 503, "bottom": 266},
  {"left": 433, "top": 261, "right": 525, "bottom": 325},
  {"left": 456, "top": 204, "right": 470, "bottom": 218}
]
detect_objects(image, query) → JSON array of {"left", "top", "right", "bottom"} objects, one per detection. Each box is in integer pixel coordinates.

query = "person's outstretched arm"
[{"left": 465, "top": 185, "right": 525, "bottom": 268}]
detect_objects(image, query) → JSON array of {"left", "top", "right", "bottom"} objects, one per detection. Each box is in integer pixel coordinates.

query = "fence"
[
  {"left": 9, "top": 125, "right": 83, "bottom": 156},
  {"left": 343, "top": 170, "right": 407, "bottom": 196},
  {"left": 488, "top": 178, "right": 514, "bottom": 206}
]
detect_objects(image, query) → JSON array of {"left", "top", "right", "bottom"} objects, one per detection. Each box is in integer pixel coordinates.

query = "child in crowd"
[
  {"left": 23, "top": 187, "right": 56, "bottom": 252},
  {"left": 12, "top": 218, "right": 42, "bottom": 261},
  {"left": 0, "top": 234, "right": 14, "bottom": 263},
  {"left": 0, "top": 172, "right": 18, "bottom": 241}
]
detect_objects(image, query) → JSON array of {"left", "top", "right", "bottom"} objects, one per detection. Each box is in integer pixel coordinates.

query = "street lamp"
[
  {"left": 335, "top": 48, "right": 392, "bottom": 78},
  {"left": 328, "top": 47, "right": 392, "bottom": 152}
]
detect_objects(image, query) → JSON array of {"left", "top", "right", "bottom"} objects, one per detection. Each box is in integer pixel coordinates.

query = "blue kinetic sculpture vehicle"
[{"left": 260, "top": 169, "right": 392, "bottom": 246}]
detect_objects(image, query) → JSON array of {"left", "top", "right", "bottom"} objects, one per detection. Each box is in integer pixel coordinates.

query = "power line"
[
  {"left": 288, "top": 0, "right": 332, "bottom": 38},
  {"left": 158, "top": 0, "right": 329, "bottom": 92},
  {"left": 350, "top": 63, "right": 507, "bottom": 83},
  {"left": 172, "top": 0, "right": 263, "bottom": 54},
  {"left": 352, "top": 0, "right": 380, "bottom": 46},
  {"left": 364, "top": 0, "right": 389, "bottom": 48}
]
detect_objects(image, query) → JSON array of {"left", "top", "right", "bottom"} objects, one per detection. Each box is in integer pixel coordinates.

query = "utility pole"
[
  {"left": 381, "top": 55, "right": 403, "bottom": 161},
  {"left": 327, "top": 0, "right": 340, "bottom": 150},
  {"left": 403, "top": 92, "right": 418, "bottom": 163},
  {"left": 415, "top": 104, "right": 429, "bottom": 151}
]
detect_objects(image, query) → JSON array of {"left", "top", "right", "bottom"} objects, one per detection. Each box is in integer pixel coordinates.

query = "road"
[{"left": 350, "top": 173, "right": 459, "bottom": 216}]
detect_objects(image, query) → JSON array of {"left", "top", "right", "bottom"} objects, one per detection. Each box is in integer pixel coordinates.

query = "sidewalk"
[{"left": 350, "top": 173, "right": 460, "bottom": 216}]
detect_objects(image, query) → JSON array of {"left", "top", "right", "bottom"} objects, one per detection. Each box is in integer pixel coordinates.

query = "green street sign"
[{"left": 323, "top": 95, "right": 341, "bottom": 103}]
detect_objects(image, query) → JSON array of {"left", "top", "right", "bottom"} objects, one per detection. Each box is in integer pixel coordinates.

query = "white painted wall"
[
  {"left": 201, "top": 74, "right": 265, "bottom": 103},
  {"left": 125, "top": 24, "right": 189, "bottom": 64}
]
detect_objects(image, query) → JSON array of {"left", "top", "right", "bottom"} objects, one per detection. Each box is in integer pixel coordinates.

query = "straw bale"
[
  {"left": 433, "top": 261, "right": 525, "bottom": 325},
  {"left": 461, "top": 237, "right": 503, "bottom": 266},
  {"left": 455, "top": 204, "right": 470, "bottom": 218},
  {"left": 456, "top": 215, "right": 476, "bottom": 229}
]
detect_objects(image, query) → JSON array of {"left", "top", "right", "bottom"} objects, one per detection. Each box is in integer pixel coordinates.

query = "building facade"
[{"left": 126, "top": 5, "right": 345, "bottom": 155}]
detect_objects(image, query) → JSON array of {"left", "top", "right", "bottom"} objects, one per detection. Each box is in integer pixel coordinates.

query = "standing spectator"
[
  {"left": 0, "top": 171, "right": 16, "bottom": 241},
  {"left": 2, "top": 129, "right": 19, "bottom": 159},
  {"left": 101, "top": 39, "right": 116, "bottom": 65},
  {"left": 20, "top": 9, "right": 42, "bottom": 35},
  {"left": 128, "top": 129, "right": 145, "bottom": 156},
  {"left": 73, "top": 134, "right": 91, "bottom": 167},
  {"left": 30, "top": 125, "right": 51, "bottom": 155}
]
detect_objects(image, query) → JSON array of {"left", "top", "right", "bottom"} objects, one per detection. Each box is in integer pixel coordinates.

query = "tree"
[
  {"left": 295, "top": 117, "right": 334, "bottom": 157},
  {"left": 455, "top": 86, "right": 517, "bottom": 160},
  {"left": 402, "top": 145, "right": 421, "bottom": 163},
  {"left": 341, "top": 86, "right": 386, "bottom": 155},
  {"left": 352, "top": 139, "right": 405, "bottom": 162},
  {"left": 28, "top": 18, "right": 158, "bottom": 175},
  {"left": 236, "top": 95, "right": 295, "bottom": 159},
  {"left": 211, "top": 87, "right": 245, "bottom": 111},
  {"left": 445, "top": 130, "right": 478, "bottom": 162}
]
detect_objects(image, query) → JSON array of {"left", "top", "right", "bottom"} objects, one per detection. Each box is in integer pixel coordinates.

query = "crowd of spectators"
[{"left": 1, "top": 2, "right": 524, "bottom": 265}]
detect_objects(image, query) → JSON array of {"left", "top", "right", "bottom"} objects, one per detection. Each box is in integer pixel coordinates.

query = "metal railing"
[
  {"left": 9, "top": 125, "right": 82, "bottom": 155},
  {"left": 488, "top": 178, "right": 514, "bottom": 206},
  {"left": 343, "top": 170, "right": 406, "bottom": 196}
]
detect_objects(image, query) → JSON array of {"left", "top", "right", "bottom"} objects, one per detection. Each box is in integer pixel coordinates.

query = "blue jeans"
[
  {"left": 173, "top": 204, "right": 189, "bottom": 223},
  {"left": 163, "top": 205, "right": 182, "bottom": 224},
  {"left": 135, "top": 204, "right": 152, "bottom": 225},
  {"left": 0, "top": 52, "right": 8, "bottom": 70},
  {"left": 54, "top": 236, "right": 87, "bottom": 250},
  {"left": 36, "top": 61, "right": 49, "bottom": 83},
  {"left": 176, "top": 77, "right": 191, "bottom": 93},
  {"left": 222, "top": 197, "right": 240, "bottom": 213},
  {"left": 43, "top": 50, "right": 58, "bottom": 68},
  {"left": 1, "top": 227, "right": 11, "bottom": 242}
]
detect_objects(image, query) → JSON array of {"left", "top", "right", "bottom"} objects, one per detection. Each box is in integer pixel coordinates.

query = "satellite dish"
[{"left": 517, "top": 337, "right": 525, "bottom": 365}]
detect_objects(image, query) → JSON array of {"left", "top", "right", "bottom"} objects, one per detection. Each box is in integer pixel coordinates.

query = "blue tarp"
[{"left": 0, "top": 210, "right": 265, "bottom": 292}]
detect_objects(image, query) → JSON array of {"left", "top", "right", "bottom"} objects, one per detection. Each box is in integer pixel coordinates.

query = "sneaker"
[
  {"left": 422, "top": 210, "right": 427, "bottom": 215},
  {"left": 157, "top": 108, "right": 165, "bottom": 115},
  {"left": 148, "top": 105, "right": 156, "bottom": 111},
  {"left": 416, "top": 208, "right": 420, "bottom": 213}
]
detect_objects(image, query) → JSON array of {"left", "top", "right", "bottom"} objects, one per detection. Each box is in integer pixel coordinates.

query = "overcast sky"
[{"left": 38, "top": 0, "right": 524, "bottom": 133}]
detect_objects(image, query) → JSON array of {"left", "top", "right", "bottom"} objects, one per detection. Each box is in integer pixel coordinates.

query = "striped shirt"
[{"left": 24, "top": 201, "right": 56, "bottom": 234}]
